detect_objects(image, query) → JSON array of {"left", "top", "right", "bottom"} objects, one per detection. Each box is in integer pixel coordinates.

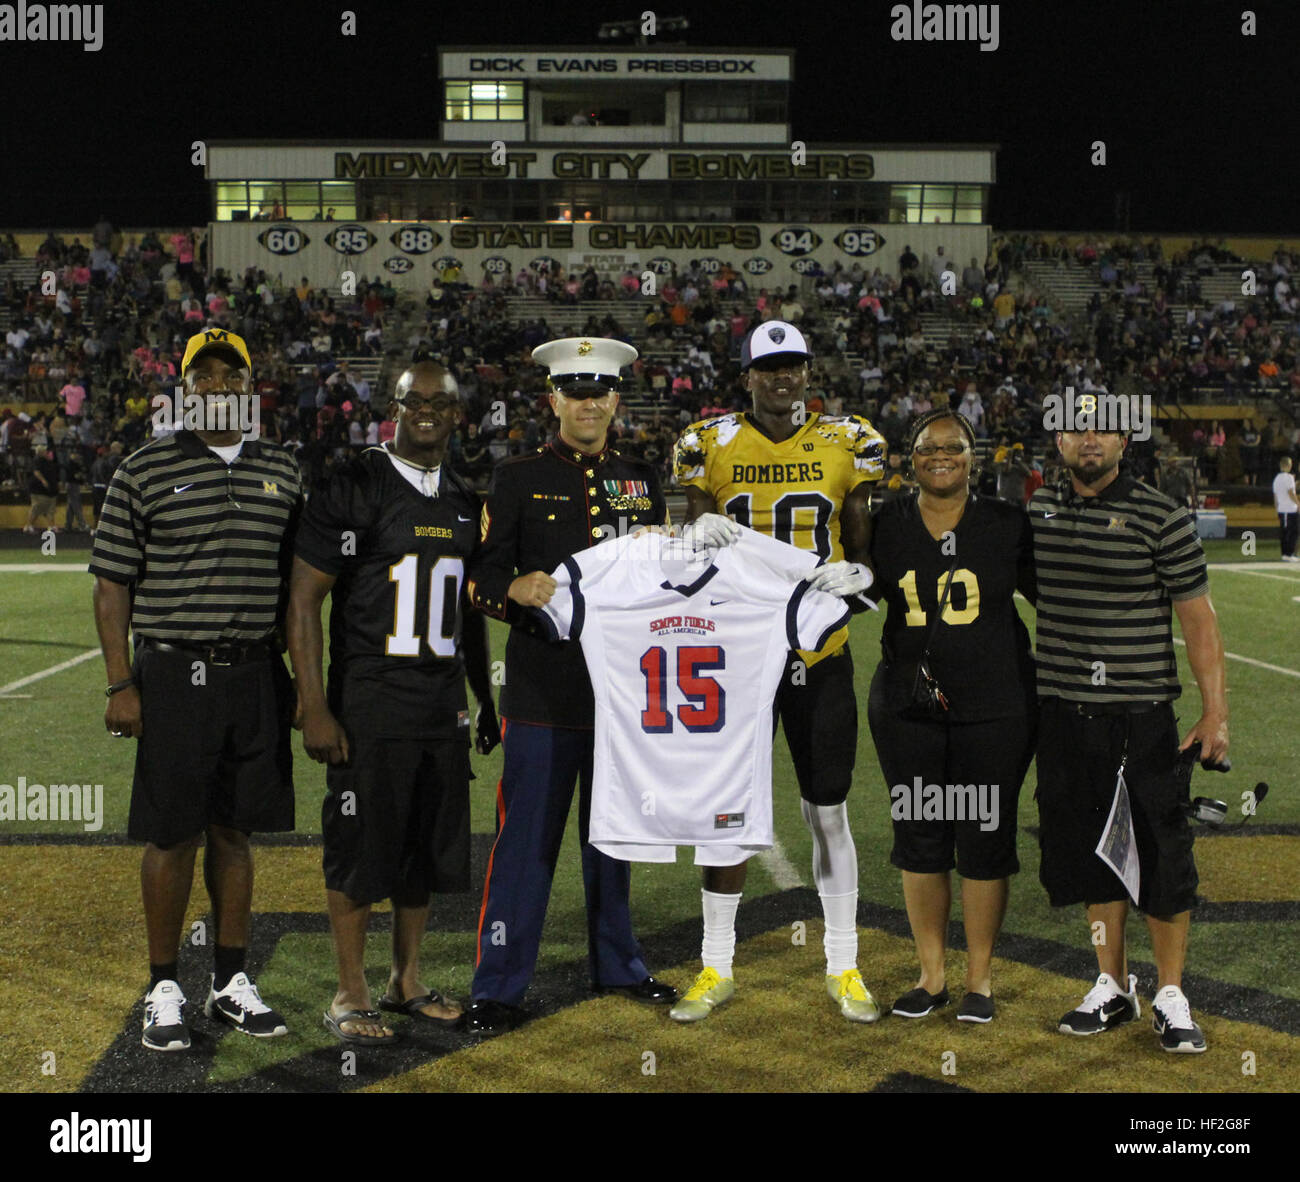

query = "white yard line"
[
  {"left": 0, "top": 649, "right": 101, "bottom": 695},
  {"left": 0, "top": 564, "right": 89, "bottom": 573},
  {"left": 1209, "top": 568, "right": 1300, "bottom": 583},
  {"left": 757, "top": 838, "right": 803, "bottom": 890},
  {"left": 1173, "top": 638, "right": 1300, "bottom": 680}
]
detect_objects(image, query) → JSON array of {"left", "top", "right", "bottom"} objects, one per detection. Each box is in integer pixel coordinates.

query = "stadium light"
[{"left": 596, "top": 16, "right": 689, "bottom": 44}]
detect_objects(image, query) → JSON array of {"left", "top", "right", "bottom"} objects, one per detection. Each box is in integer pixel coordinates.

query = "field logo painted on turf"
[
  {"left": 0, "top": 776, "right": 103, "bottom": 830},
  {"left": 49, "top": 1113, "right": 151, "bottom": 1162},
  {"left": 890, "top": 778, "right": 999, "bottom": 832}
]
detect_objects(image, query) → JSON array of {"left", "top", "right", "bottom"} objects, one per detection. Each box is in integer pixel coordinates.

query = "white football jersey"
[{"left": 539, "top": 528, "right": 849, "bottom": 863}]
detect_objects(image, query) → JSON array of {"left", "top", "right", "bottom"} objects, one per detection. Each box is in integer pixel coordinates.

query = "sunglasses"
[{"left": 395, "top": 395, "right": 460, "bottom": 414}]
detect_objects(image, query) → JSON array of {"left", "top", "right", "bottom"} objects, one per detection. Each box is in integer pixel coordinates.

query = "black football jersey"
[
  {"left": 295, "top": 446, "right": 481, "bottom": 738},
  {"left": 869, "top": 494, "right": 1036, "bottom": 722}
]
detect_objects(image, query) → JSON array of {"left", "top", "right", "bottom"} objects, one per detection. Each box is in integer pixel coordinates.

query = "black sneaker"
[
  {"left": 891, "top": 985, "right": 950, "bottom": 1018},
  {"left": 204, "top": 972, "right": 288, "bottom": 1037},
  {"left": 142, "top": 980, "right": 191, "bottom": 1052},
  {"left": 956, "top": 991, "right": 995, "bottom": 1023},
  {"left": 1058, "top": 972, "right": 1139, "bottom": 1035},
  {"left": 1151, "top": 986, "right": 1207, "bottom": 1053}
]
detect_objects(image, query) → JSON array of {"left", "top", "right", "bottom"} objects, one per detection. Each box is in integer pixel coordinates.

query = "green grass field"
[{"left": 1, "top": 537, "right": 1298, "bottom": 1094}]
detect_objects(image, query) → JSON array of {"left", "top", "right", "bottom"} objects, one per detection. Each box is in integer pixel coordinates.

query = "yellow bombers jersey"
[{"left": 673, "top": 411, "right": 884, "bottom": 661}]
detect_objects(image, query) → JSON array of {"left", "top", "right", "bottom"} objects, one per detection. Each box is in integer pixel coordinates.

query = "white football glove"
[
  {"left": 681, "top": 512, "right": 743, "bottom": 550},
  {"left": 804, "top": 561, "right": 874, "bottom": 598}
]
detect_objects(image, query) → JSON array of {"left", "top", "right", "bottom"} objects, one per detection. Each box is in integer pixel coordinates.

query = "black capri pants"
[{"left": 867, "top": 668, "right": 1034, "bottom": 879}]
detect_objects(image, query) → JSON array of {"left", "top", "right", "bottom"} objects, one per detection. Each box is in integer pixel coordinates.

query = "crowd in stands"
[{"left": 2, "top": 227, "right": 1298, "bottom": 533}]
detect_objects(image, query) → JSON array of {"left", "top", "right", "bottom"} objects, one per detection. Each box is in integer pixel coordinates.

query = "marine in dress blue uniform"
[{"left": 464, "top": 337, "right": 679, "bottom": 1031}]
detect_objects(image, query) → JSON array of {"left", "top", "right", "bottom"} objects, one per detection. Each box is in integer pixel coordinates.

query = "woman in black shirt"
[{"left": 867, "top": 409, "right": 1036, "bottom": 1023}]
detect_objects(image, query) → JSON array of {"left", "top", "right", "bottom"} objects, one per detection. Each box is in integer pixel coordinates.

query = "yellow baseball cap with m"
[{"left": 181, "top": 328, "right": 252, "bottom": 376}]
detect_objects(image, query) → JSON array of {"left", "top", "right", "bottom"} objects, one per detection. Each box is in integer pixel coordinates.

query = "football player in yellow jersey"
[{"left": 669, "top": 320, "right": 886, "bottom": 1024}]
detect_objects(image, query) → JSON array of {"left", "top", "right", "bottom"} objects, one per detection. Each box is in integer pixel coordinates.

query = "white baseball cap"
[{"left": 741, "top": 321, "right": 812, "bottom": 370}]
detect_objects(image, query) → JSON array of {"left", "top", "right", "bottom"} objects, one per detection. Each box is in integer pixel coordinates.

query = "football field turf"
[{"left": 1, "top": 539, "right": 1297, "bottom": 1094}]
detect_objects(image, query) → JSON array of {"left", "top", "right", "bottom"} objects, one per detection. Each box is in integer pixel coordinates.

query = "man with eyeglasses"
[
  {"left": 462, "top": 336, "right": 680, "bottom": 1032},
  {"left": 670, "top": 320, "right": 887, "bottom": 1024},
  {"left": 287, "top": 362, "right": 498, "bottom": 1044},
  {"left": 1030, "top": 423, "right": 1228, "bottom": 1053},
  {"left": 90, "top": 328, "right": 303, "bottom": 1052}
]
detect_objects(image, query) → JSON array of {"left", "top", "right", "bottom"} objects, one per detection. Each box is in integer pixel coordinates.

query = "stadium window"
[
  {"left": 319, "top": 182, "right": 356, "bottom": 221},
  {"left": 443, "top": 80, "right": 524, "bottom": 121},
  {"left": 249, "top": 182, "right": 287, "bottom": 221},
  {"left": 215, "top": 181, "right": 251, "bottom": 222},
  {"left": 955, "top": 185, "right": 987, "bottom": 222},
  {"left": 284, "top": 182, "right": 322, "bottom": 222},
  {"left": 920, "top": 182, "right": 957, "bottom": 221},
  {"left": 445, "top": 81, "right": 471, "bottom": 120},
  {"left": 889, "top": 184, "right": 923, "bottom": 224}
]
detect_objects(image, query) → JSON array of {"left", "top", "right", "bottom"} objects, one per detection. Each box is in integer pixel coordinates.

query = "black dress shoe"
[
  {"left": 464, "top": 999, "right": 527, "bottom": 1033},
  {"left": 592, "top": 976, "right": 679, "bottom": 1005}
]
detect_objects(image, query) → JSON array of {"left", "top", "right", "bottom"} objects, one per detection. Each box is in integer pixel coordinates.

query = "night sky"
[{"left": 1, "top": 0, "right": 1295, "bottom": 232}]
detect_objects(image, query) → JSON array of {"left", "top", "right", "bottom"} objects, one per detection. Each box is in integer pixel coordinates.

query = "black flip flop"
[
  {"left": 322, "top": 1008, "right": 398, "bottom": 1045},
  {"left": 378, "top": 989, "right": 464, "bottom": 1028}
]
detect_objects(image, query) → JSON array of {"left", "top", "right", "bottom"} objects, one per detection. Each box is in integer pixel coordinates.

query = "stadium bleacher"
[{"left": 1, "top": 228, "right": 1297, "bottom": 535}]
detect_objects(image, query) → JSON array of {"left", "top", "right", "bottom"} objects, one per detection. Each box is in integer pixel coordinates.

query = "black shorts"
[
  {"left": 867, "top": 668, "right": 1033, "bottom": 879},
  {"left": 322, "top": 734, "right": 471, "bottom": 905},
  {"left": 1035, "top": 699, "right": 1198, "bottom": 915},
  {"left": 774, "top": 644, "right": 857, "bottom": 806},
  {"left": 128, "top": 645, "right": 294, "bottom": 846}
]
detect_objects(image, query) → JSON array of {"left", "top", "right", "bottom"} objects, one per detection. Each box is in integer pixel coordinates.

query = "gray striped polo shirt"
[
  {"left": 89, "top": 430, "right": 302, "bottom": 643},
  {"left": 1028, "top": 472, "right": 1209, "bottom": 702}
]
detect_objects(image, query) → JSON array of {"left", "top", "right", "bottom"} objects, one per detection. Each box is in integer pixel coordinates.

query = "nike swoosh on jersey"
[
  {"left": 457, "top": 515, "right": 472, "bottom": 522},
  {"left": 709, "top": 598, "right": 728, "bottom": 605},
  {"left": 174, "top": 484, "right": 194, "bottom": 493},
  {"left": 1043, "top": 512, "right": 1057, "bottom": 518}
]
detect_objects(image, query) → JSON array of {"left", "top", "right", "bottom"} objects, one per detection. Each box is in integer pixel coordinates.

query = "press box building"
[{"left": 206, "top": 45, "right": 996, "bottom": 291}]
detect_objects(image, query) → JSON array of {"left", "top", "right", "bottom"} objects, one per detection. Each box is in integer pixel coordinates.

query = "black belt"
[
  {"left": 1047, "top": 698, "right": 1165, "bottom": 718},
  {"left": 141, "top": 638, "right": 275, "bottom": 666}
]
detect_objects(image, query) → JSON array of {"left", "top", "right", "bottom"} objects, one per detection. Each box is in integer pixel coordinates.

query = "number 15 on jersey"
[{"left": 639, "top": 644, "right": 726, "bottom": 734}]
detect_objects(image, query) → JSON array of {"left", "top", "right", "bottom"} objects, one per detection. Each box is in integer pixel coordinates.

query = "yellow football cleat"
[
  {"left": 669, "top": 967, "right": 735, "bottom": 1023},
  {"left": 827, "top": 969, "right": 881, "bottom": 1023}
]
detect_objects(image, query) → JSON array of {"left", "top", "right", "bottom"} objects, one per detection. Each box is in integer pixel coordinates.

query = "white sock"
[
  {"left": 701, "top": 889, "right": 741, "bottom": 979},
  {"left": 801, "top": 800, "right": 860, "bottom": 974},
  {"left": 820, "top": 891, "right": 859, "bottom": 976}
]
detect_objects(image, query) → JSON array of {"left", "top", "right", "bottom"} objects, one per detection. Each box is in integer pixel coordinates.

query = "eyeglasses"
[
  {"left": 396, "top": 396, "right": 459, "bottom": 414},
  {"left": 913, "top": 443, "right": 968, "bottom": 456}
]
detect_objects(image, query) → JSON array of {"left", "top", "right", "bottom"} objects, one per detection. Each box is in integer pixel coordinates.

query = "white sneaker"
[
  {"left": 1058, "top": 972, "right": 1139, "bottom": 1035},
  {"left": 1281, "top": 555, "right": 1300, "bottom": 563},
  {"left": 142, "top": 980, "right": 190, "bottom": 1051},
  {"left": 205, "top": 971, "right": 288, "bottom": 1037},
  {"left": 1152, "top": 985, "right": 1207, "bottom": 1053}
]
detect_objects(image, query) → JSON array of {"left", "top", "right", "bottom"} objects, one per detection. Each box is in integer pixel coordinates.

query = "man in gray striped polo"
[
  {"left": 90, "top": 328, "right": 303, "bottom": 1052},
  {"left": 1030, "top": 427, "right": 1228, "bottom": 1054}
]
